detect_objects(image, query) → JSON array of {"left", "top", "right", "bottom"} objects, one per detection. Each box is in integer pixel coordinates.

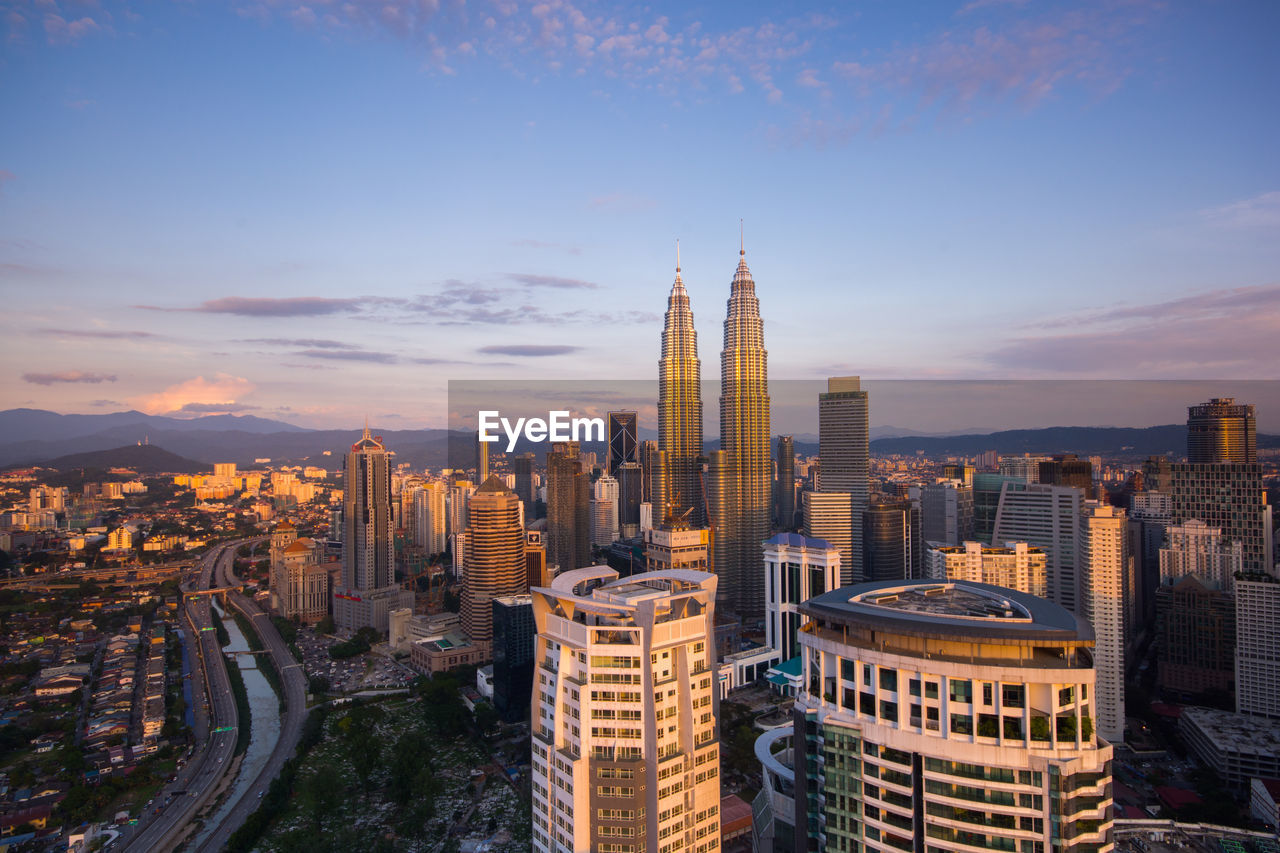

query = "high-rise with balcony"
[
  {"left": 713, "top": 243, "right": 771, "bottom": 619},
  {"left": 925, "top": 540, "right": 1048, "bottom": 598},
  {"left": 530, "top": 566, "right": 721, "bottom": 853},
  {"left": 1079, "top": 502, "right": 1129, "bottom": 745},
  {"left": 755, "top": 579, "right": 1113, "bottom": 853},
  {"left": 658, "top": 246, "right": 704, "bottom": 526}
]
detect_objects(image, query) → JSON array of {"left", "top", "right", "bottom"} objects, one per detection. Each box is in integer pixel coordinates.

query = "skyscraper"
[
  {"left": 1188, "top": 397, "right": 1256, "bottom": 463},
  {"left": 802, "top": 490, "right": 853, "bottom": 575},
  {"left": 334, "top": 427, "right": 412, "bottom": 633},
  {"left": 460, "top": 476, "right": 527, "bottom": 653},
  {"left": 545, "top": 442, "right": 589, "bottom": 574},
  {"left": 412, "top": 481, "right": 446, "bottom": 556},
  {"left": 590, "top": 474, "right": 619, "bottom": 547},
  {"left": 991, "top": 480, "right": 1085, "bottom": 613},
  {"left": 819, "top": 376, "right": 869, "bottom": 583},
  {"left": 920, "top": 477, "right": 975, "bottom": 546},
  {"left": 615, "top": 461, "right": 643, "bottom": 537},
  {"left": 775, "top": 435, "right": 795, "bottom": 530},
  {"left": 926, "top": 540, "right": 1048, "bottom": 598},
  {"left": 657, "top": 245, "right": 704, "bottom": 525},
  {"left": 1236, "top": 574, "right": 1280, "bottom": 719},
  {"left": 862, "top": 500, "right": 922, "bottom": 581},
  {"left": 530, "top": 566, "right": 721, "bottom": 853},
  {"left": 607, "top": 410, "right": 638, "bottom": 476},
  {"left": 714, "top": 240, "right": 770, "bottom": 619},
  {"left": 513, "top": 452, "right": 536, "bottom": 509}
]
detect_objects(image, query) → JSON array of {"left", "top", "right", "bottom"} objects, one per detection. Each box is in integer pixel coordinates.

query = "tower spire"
[
  {"left": 676, "top": 238, "right": 681, "bottom": 273},
  {"left": 740, "top": 219, "right": 744, "bottom": 257}
]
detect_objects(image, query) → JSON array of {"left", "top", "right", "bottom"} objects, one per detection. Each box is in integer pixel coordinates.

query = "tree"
[
  {"left": 474, "top": 701, "right": 499, "bottom": 737},
  {"left": 316, "top": 615, "right": 335, "bottom": 635}
]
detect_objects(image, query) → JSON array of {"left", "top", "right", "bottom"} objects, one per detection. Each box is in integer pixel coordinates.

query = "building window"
[{"left": 949, "top": 680, "right": 972, "bottom": 703}]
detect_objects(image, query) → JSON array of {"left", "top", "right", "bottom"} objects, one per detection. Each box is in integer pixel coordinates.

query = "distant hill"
[
  {"left": 34, "top": 444, "right": 213, "bottom": 475},
  {"left": 0, "top": 408, "right": 309, "bottom": 443},
  {"left": 869, "top": 424, "right": 1280, "bottom": 458}
]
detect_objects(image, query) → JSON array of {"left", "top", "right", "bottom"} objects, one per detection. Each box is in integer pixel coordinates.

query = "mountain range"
[{"left": 2, "top": 409, "right": 1276, "bottom": 471}]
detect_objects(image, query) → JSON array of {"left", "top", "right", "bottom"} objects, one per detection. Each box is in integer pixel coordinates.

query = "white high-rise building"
[
  {"left": 997, "top": 454, "right": 1050, "bottom": 483},
  {"left": 991, "top": 481, "right": 1084, "bottom": 612},
  {"left": 1079, "top": 502, "right": 1128, "bottom": 745},
  {"left": 925, "top": 540, "right": 1048, "bottom": 598},
  {"left": 1236, "top": 576, "right": 1280, "bottom": 719},
  {"left": 447, "top": 480, "right": 475, "bottom": 543},
  {"left": 590, "top": 474, "right": 620, "bottom": 547},
  {"left": 530, "top": 567, "right": 721, "bottom": 853},
  {"left": 763, "top": 533, "right": 840, "bottom": 660},
  {"left": 756, "top": 579, "right": 1113, "bottom": 853},
  {"left": 1159, "top": 520, "right": 1243, "bottom": 592}
]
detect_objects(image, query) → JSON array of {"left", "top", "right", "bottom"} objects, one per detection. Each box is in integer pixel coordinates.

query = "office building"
[
  {"left": 643, "top": 523, "right": 710, "bottom": 574},
  {"left": 1187, "top": 397, "right": 1256, "bottom": 464},
  {"left": 711, "top": 243, "right": 771, "bottom": 620},
  {"left": 802, "top": 491, "right": 853, "bottom": 581},
  {"left": 460, "top": 476, "right": 528, "bottom": 654},
  {"left": 615, "top": 461, "right": 643, "bottom": 537},
  {"left": 757, "top": 579, "right": 1113, "bottom": 853},
  {"left": 334, "top": 427, "right": 412, "bottom": 633},
  {"left": 819, "top": 376, "right": 869, "bottom": 582},
  {"left": 658, "top": 247, "right": 704, "bottom": 526},
  {"left": 1038, "top": 454, "right": 1093, "bottom": 493},
  {"left": 925, "top": 540, "right": 1047, "bottom": 598},
  {"left": 608, "top": 411, "right": 638, "bottom": 476},
  {"left": 1142, "top": 456, "right": 1173, "bottom": 493},
  {"left": 591, "top": 474, "right": 620, "bottom": 548},
  {"left": 991, "top": 481, "right": 1084, "bottom": 613},
  {"left": 1236, "top": 574, "right": 1280, "bottom": 719},
  {"left": 530, "top": 567, "right": 721, "bottom": 853},
  {"left": 525, "top": 529, "right": 549, "bottom": 588},
  {"left": 920, "top": 478, "right": 974, "bottom": 546},
  {"left": 997, "top": 454, "right": 1050, "bottom": 483},
  {"left": 492, "top": 594, "right": 536, "bottom": 722},
  {"left": 514, "top": 452, "right": 536, "bottom": 509},
  {"left": 1156, "top": 575, "right": 1235, "bottom": 699},
  {"left": 1170, "top": 463, "right": 1272, "bottom": 573},
  {"left": 972, "top": 472, "right": 1017, "bottom": 543},
  {"left": 862, "top": 500, "right": 922, "bottom": 582},
  {"left": 1079, "top": 502, "right": 1128, "bottom": 745},
  {"left": 763, "top": 532, "right": 840, "bottom": 660},
  {"left": 775, "top": 436, "right": 796, "bottom": 530},
  {"left": 446, "top": 479, "right": 475, "bottom": 543},
  {"left": 546, "top": 442, "right": 590, "bottom": 574},
  {"left": 276, "top": 537, "right": 329, "bottom": 623}
]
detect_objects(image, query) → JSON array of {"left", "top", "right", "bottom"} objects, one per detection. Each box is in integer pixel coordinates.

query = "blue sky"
[{"left": 2, "top": 0, "right": 1277, "bottom": 430}]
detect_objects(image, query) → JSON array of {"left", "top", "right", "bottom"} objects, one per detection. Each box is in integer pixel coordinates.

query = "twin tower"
[{"left": 656, "top": 241, "right": 770, "bottom": 620}]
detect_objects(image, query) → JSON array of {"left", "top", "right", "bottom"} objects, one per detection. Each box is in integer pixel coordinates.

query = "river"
[{"left": 191, "top": 601, "right": 281, "bottom": 850}]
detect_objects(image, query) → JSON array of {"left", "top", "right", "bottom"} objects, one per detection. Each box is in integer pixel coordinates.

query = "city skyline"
[{"left": 3, "top": 2, "right": 1277, "bottom": 427}]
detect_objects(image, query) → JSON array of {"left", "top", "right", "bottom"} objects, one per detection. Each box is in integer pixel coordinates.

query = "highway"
[
  {"left": 120, "top": 543, "right": 241, "bottom": 853},
  {"left": 196, "top": 541, "right": 308, "bottom": 853}
]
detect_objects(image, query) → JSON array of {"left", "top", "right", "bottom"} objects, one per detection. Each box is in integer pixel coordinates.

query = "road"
[
  {"left": 196, "top": 539, "right": 309, "bottom": 853},
  {"left": 119, "top": 543, "right": 242, "bottom": 853}
]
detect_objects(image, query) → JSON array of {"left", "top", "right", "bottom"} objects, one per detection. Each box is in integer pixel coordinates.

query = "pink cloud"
[{"left": 133, "top": 373, "right": 256, "bottom": 415}]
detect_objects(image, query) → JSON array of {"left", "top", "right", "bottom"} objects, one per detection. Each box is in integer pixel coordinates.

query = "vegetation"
[{"left": 328, "top": 626, "right": 380, "bottom": 660}]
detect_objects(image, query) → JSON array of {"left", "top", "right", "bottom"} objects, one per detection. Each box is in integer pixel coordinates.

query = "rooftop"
[
  {"left": 1181, "top": 707, "right": 1280, "bottom": 755},
  {"left": 802, "top": 579, "right": 1091, "bottom": 643},
  {"left": 764, "top": 532, "right": 834, "bottom": 551}
]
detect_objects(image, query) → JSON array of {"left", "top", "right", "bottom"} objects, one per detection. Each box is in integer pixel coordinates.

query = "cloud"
[
  {"left": 1201, "top": 191, "right": 1280, "bottom": 232},
  {"left": 38, "top": 327, "right": 160, "bottom": 340},
  {"left": 477, "top": 344, "right": 582, "bottom": 357},
  {"left": 23, "top": 370, "right": 118, "bottom": 385},
  {"left": 177, "top": 402, "right": 262, "bottom": 414},
  {"left": 90, "top": 399, "right": 123, "bottom": 408},
  {"left": 134, "top": 373, "right": 256, "bottom": 415},
  {"left": 138, "top": 296, "right": 361, "bottom": 316},
  {"left": 0, "top": 170, "right": 13, "bottom": 196},
  {"left": 295, "top": 348, "right": 398, "bottom": 363},
  {"left": 508, "top": 273, "right": 598, "bottom": 289},
  {"left": 242, "top": 337, "right": 359, "bottom": 349},
  {"left": 982, "top": 283, "right": 1280, "bottom": 377}
]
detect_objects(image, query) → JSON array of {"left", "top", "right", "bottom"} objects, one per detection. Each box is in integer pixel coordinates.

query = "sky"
[{"left": 2, "top": 0, "right": 1278, "bottom": 431}]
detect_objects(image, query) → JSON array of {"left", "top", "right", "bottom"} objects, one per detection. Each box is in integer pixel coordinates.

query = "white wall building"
[
  {"left": 926, "top": 540, "right": 1048, "bottom": 599},
  {"left": 1080, "top": 502, "right": 1128, "bottom": 745}
]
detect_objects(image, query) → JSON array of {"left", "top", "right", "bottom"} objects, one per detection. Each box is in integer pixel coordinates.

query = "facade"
[
  {"left": 759, "top": 579, "right": 1113, "bottom": 853},
  {"left": 713, "top": 246, "right": 771, "bottom": 620},
  {"left": 547, "top": 442, "right": 590, "bottom": 574},
  {"left": 1038, "top": 455, "right": 1094, "bottom": 494},
  {"left": 608, "top": 411, "right": 639, "bottom": 476},
  {"left": 1187, "top": 397, "right": 1256, "bottom": 464},
  {"left": 925, "top": 540, "right": 1048, "bottom": 598},
  {"left": 1155, "top": 575, "right": 1235, "bottom": 698},
  {"left": 591, "top": 475, "right": 620, "bottom": 548},
  {"left": 775, "top": 435, "right": 796, "bottom": 530},
  {"left": 460, "top": 476, "right": 528, "bottom": 654},
  {"left": 997, "top": 454, "right": 1050, "bottom": 484},
  {"left": 1169, "top": 462, "right": 1272, "bottom": 573},
  {"left": 334, "top": 427, "right": 413, "bottom": 633},
  {"left": 818, "top": 376, "right": 869, "bottom": 583},
  {"left": 920, "top": 478, "right": 974, "bottom": 547},
  {"left": 802, "top": 491, "right": 854, "bottom": 580},
  {"left": 862, "top": 501, "right": 922, "bottom": 582},
  {"left": 530, "top": 567, "right": 721, "bottom": 853},
  {"left": 492, "top": 594, "right": 536, "bottom": 722},
  {"left": 514, "top": 452, "right": 537, "bottom": 509},
  {"left": 616, "top": 461, "right": 644, "bottom": 537},
  {"left": 412, "top": 481, "right": 447, "bottom": 556},
  {"left": 276, "top": 538, "right": 330, "bottom": 623},
  {"left": 1235, "top": 574, "right": 1280, "bottom": 719},
  {"left": 658, "top": 250, "right": 704, "bottom": 526},
  {"left": 763, "top": 532, "right": 840, "bottom": 661},
  {"left": 643, "top": 523, "right": 710, "bottom": 573},
  {"left": 991, "top": 481, "right": 1084, "bottom": 613},
  {"left": 1079, "top": 503, "right": 1128, "bottom": 746},
  {"left": 1179, "top": 707, "right": 1280, "bottom": 788}
]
